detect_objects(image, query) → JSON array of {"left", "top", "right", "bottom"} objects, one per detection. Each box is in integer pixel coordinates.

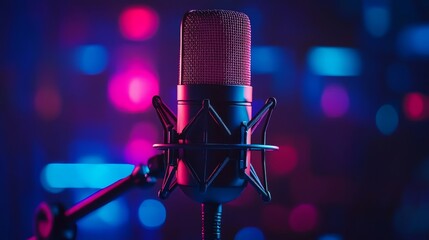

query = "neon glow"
[
  {"left": 288, "top": 203, "right": 319, "bottom": 232},
  {"left": 399, "top": 25, "right": 429, "bottom": 56},
  {"left": 108, "top": 69, "right": 159, "bottom": 113},
  {"left": 403, "top": 92, "right": 425, "bottom": 120},
  {"left": 321, "top": 84, "right": 349, "bottom": 118},
  {"left": 41, "top": 163, "right": 134, "bottom": 189},
  {"left": 119, "top": 6, "right": 159, "bottom": 41},
  {"left": 34, "top": 85, "right": 62, "bottom": 121},
  {"left": 308, "top": 47, "right": 361, "bottom": 76},
  {"left": 138, "top": 199, "right": 166, "bottom": 228},
  {"left": 364, "top": 6, "right": 390, "bottom": 37},
  {"left": 75, "top": 44, "right": 108, "bottom": 75},
  {"left": 124, "top": 138, "right": 157, "bottom": 165},
  {"left": 376, "top": 104, "right": 398, "bottom": 136},
  {"left": 234, "top": 227, "right": 265, "bottom": 240}
]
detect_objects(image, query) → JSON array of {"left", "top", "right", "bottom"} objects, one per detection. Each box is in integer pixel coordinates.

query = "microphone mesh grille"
[{"left": 180, "top": 10, "right": 251, "bottom": 86}]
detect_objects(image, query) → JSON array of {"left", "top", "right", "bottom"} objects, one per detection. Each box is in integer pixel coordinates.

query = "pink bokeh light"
[
  {"left": 403, "top": 92, "right": 425, "bottom": 120},
  {"left": 34, "top": 85, "right": 62, "bottom": 121},
  {"left": 268, "top": 144, "right": 298, "bottom": 177},
  {"left": 108, "top": 68, "right": 159, "bottom": 113},
  {"left": 288, "top": 203, "right": 319, "bottom": 233},
  {"left": 119, "top": 5, "right": 159, "bottom": 41},
  {"left": 124, "top": 138, "right": 157, "bottom": 165},
  {"left": 321, "top": 84, "right": 349, "bottom": 118}
]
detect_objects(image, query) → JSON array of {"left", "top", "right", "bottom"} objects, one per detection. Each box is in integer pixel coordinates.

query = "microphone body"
[
  {"left": 152, "top": 9, "right": 277, "bottom": 240},
  {"left": 177, "top": 10, "right": 252, "bottom": 203}
]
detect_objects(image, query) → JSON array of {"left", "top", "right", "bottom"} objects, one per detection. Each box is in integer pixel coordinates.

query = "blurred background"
[{"left": 2, "top": 0, "right": 429, "bottom": 239}]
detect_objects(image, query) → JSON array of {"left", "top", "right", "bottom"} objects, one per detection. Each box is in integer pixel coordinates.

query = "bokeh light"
[
  {"left": 308, "top": 47, "right": 361, "bottom": 76},
  {"left": 124, "top": 138, "right": 157, "bottom": 165},
  {"left": 252, "top": 46, "right": 285, "bottom": 73},
  {"left": 321, "top": 84, "right": 350, "bottom": 118},
  {"left": 40, "top": 166, "right": 64, "bottom": 193},
  {"left": 74, "top": 192, "right": 130, "bottom": 230},
  {"left": 403, "top": 92, "right": 425, "bottom": 120},
  {"left": 108, "top": 68, "right": 159, "bottom": 113},
  {"left": 234, "top": 226, "right": 265, "bottom": 240},
  {"left": 288, "top": 203, "right": 319, "bottom": 233},
  {"left": 34, "top": 85, "right": 62, "bottom": 121},
  {"left": 97, "top": 198, "right": 130, "bottom": 226},
  {"left": 398, "top": 25, "right": 429, "bottom": 56},
  {"left": 119, "top": 5, "right": 159, "bottom": 41},
  {"left": 41, "top": 163, "right": 134, "bottom": 189},
  {"left": 318, "top": 233, "right": 343, "bottom": 240},
  {"left": 363, "top": 6, "right": 390, "bottom": 37},
  {"left": 75, "top": 44, "right": 108, "bottom": 75},
  {"left": 138, "top": 199, "right": 166, "bottom": 229},
  {"left": 268, "top": 144, "right": 298, "bottom": 177},
  {"left": 376, "top": 104, "right": 398, "bottom": 136}
]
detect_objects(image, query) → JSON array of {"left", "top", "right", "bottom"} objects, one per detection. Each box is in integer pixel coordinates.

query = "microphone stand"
[
  {"left": 202, "top": 203, "right": 222, "bottom": 240},
  {"left": 29, "top": 154, "right": 164, "bottom": 240},
  {"left": 152, "top": 96, "right": 278, "bottom": 240}
]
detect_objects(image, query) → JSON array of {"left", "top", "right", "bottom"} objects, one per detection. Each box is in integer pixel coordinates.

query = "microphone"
[{"left": 152, "top": 9, "right": 278, "bottom": 240}]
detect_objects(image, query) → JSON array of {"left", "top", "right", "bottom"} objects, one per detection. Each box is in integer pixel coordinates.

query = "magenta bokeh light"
[
  {"left": 288, "top": 203, "right": 319, "bottom": 233},
  {"left": 124, "top": 138, "right": 157, "bottom": 165},
  {"left": 268, "top": 144, "right": 298, "bottom": 177},
  {"left": 119, "top": 5, "right": 159, "bottom": 41},
  {"left": 403, "top": 92, "right": 425, "bottom": 120},
  {"left": 321, "top": 84, "right": 350, "bottom": 118},
  {"left": 108, "top": 68, "right": 159, "bottom": 113}
]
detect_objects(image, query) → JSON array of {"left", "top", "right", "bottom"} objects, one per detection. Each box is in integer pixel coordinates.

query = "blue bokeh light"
[
  {"left": 302, "top": 73, "right": 323, "bottom": 116},
  {"left": 138, "top": 199, "right": 167, "bottom": 229},
  {"left": 398, "top": 25, "right": 429, "bottom": 56},
  {"left": 42, "top": 163, "right": 134, "bottom": 189},
  {"left": 318, "top": 233, "right": 343, "bottom": 240},
  {"left": 76, "top": 196, "right": 129, "bottom": 231},
  {"left": 252, "top": 46, "right": 284, "bottom": 74},
  {"left": 97, "top": 198, "right": 129, "bottom": 226},
  {"left": 376, "top": 104, "right": 399, "bottom": 136},
  {"left": 364, "top": 6, "right": 390, "bottom": 37},
  {"left": 308, "top": 47, "right": 361, "bottom": 76},
  {"left": 252, "top": 46, "right": 296, "bottom": 95},
  {"left": 75, "top": 44, "right": 108, "bottom": 75},
  {"left": 234, "top": 226, "right": 265, "bottom": 240}
]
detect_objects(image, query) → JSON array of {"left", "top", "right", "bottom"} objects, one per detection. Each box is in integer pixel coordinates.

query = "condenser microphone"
[
  {"left": 152, "top": 9, "right": 278, "bottom": 240},
  {"left": 177, "top": 9, "right": 252, "bottom": 203}
]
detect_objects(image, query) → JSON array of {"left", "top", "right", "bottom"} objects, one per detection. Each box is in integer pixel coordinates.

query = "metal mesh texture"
[{"left": 179, "top": 10, "right": 251, "bottom": 86}]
